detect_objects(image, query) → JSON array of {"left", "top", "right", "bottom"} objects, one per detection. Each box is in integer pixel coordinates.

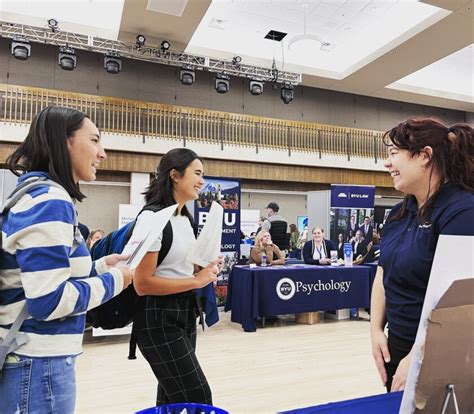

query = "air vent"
[
  {"left": 146, "top": 0, "right": 188, "bottom": 17},
  {"left": 265, "top": 30, "right": 287, "bottom": 42}
]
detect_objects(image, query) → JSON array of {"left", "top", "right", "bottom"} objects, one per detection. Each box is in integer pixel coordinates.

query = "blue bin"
[{"left": 135, "top": 403, "right": 229, "bottom": 414}]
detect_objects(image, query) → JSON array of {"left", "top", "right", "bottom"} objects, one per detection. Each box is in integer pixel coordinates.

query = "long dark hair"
[
  {"left": 144, "top": 148, "right": 202, "bottom": 219},
  {"left": 7, "top": 106, "right": 89, "bottom": 201},
  {"left": 383, "top": 118, "right": 473, "bottom": 223}
]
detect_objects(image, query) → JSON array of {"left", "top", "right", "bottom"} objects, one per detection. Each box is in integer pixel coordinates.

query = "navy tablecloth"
[
  {"left": 280, "top": 391, "right": 402, "bottom": 414},
  {"left": 225, "top": 264, "right": 371, "bottom": 332}
]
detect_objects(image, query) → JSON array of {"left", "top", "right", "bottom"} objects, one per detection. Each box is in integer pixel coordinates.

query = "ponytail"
[{"left": 445, "top": 124, "right": 474, "bottom": 191}]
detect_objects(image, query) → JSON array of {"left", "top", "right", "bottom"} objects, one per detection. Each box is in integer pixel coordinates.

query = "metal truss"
[{"left": 0, "top": 21, "right": 302, "bottom": 85}]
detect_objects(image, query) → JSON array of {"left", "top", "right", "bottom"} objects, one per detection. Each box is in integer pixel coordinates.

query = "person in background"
[
  {"left": 133, "top": 148, "right": 219, "bottom": 405},
  {"left": 288, "top": 223, "right": 300, "bottom": 258},
  {"left": 249, "top": 231, "right": 285, "bottom": 266},
  {"left": 352, "top": 229, "right": 368, "bottom": 261},
  {"left": 0, "top": 106, "right": 133, "bottom": 413},
  {"left": 371, "top": 118, "right": 474, "bottom": 393},
  {"left": 302, "top": 227, "right": 336, "bottom": 265},
  {"left": 255, "top": 216, "right": 265, "bottom": 234},
  {"left": 87, "top": 229, "right": 105, "bottom": 250},
  {"left": 358, "top": 216, "right": 374, "bottom": 239},
  {"left": 296, "top": 225, "right": 309, "bottom": 251},
  {"left": 347, "top": 215, "right": 357, "bottom": 236},
  {"left": 337, "top": 232, "right": 345, "bottom": 259},
  {"left": 262, "top": 202, "right": 289, "bottom": 251}
]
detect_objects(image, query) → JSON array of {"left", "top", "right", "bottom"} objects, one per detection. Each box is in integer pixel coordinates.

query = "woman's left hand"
[
  {"left": 104, "top": 253, "right": 130, "bottom": 267},
  {"left": 391, "top": 352, "right": 412, "bottom": 391}
]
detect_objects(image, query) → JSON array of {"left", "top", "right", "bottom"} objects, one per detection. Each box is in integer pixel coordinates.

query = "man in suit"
[
  {"left": 358, "top": 216, "right": 374, "bottom": 240},
  {"left": 352, "top": 229, "right": 368, "bottom": 260}
]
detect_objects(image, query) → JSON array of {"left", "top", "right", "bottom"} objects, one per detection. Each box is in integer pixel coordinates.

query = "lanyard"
[{"left": 314, "top": 243, "right": 324, "bottom": 259}]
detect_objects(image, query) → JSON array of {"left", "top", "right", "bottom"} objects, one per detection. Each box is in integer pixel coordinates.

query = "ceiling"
[{"left": 1, "top": 0, "right": 472, "bottom": 111}]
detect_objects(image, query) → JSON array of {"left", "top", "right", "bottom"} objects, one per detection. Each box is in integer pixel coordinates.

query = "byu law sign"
[{"left": 330, "top": 184, "right": 375, "bottom": 208}]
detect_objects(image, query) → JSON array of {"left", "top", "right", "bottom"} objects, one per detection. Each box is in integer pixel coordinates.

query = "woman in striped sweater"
[{"left": 0, "top": 106, "right": 133, "bottom": 413}]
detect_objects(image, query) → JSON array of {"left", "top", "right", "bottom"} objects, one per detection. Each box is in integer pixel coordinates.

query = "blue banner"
[
  {"left": 194, "top": 177, "right": 241, "bottom": 299},
  {"left": 330, "top": 185, "right": 375, "bottom": 209},
  {"left": 329, "top": 185, "right": 375, "bottom": 244}
]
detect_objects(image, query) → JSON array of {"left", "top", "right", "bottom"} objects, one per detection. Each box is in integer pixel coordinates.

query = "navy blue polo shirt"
[{"left": 379, "top": 182, "right": 474, "bottom": 343}]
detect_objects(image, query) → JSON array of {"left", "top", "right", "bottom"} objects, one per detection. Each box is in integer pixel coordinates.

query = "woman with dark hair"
[
  {"left": 302, "top": 227, "right": 336, "bottom": 265},
  {"left": 132, "top": 148, "right": 219, "bottom": 405},
  {"left": 0, "top": 106, "right": 133, "bottom": 413},
  {"left": 371, "top": 118, "right": 474, "bottom": 392}
]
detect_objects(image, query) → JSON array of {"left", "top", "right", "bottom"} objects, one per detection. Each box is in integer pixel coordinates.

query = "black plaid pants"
[{"left": 133, "top": 291, "right": 212, "bottom": 406}]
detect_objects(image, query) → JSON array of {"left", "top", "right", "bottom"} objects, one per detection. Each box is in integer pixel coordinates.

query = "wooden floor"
[{"left": 76, "top": 312, "right": 385, "bottom": 414}]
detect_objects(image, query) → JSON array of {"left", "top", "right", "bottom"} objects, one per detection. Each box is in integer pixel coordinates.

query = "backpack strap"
[
  {"left": 0, "top": 303, "right": 29, "bottom": 375},
  {"left": 128, "top": 205, "right": 173, "bottom": 360}
]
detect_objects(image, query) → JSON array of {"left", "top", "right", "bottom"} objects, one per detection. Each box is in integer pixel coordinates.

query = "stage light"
[
  {"left": 47, "top": 18, "right": 59, "bottom": 32},
  {"left": 179, "top": 65, "right": 195, "bottom": 85},
  {"left": 104, "top": 51, "right": 122, "bottom": 74},
  {"left": 214, "top": 73, "right": 230, "bottom": 94},
  {"left": 136, "top": 34, "right": 146, "bottom": 49},
  {"left": 280, "top": 83, "right": 294, "bottom": 104},
  {"left": 249, "top": 79, "right": 263, "bottom": 96},
  {"left": 11, "top": 36, "right": 31, "bottom": 60},
  {"left": 160, "top": 40, "right": 171, "bottom": 52},
  {"left": 58, "top": 46, "right": 77, "bottom": 71},
  {"left": 232, "top": 56, "right": 242, "bottom": 67}
]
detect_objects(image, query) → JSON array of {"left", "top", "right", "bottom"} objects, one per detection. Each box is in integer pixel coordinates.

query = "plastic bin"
[{"left": 135, "top": 403, "right": 229, "bottom": 414}]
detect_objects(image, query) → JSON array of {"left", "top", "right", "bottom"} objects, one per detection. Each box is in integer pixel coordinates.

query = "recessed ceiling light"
[{"left": 265, "top": 30, "right": 287, "bottom": 42}]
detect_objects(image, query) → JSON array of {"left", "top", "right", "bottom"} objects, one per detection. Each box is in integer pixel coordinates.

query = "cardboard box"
[
  {"left": 324, "top": 309, "right": 350, "bottom": 320},
  {"left": 295, "top": 312, "right": 320, "bottom": 325}
]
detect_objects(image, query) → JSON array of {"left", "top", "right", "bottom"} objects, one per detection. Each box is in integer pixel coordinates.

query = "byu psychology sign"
[{"left": 276, "top": 277, "right": 353, "bottom": 301}]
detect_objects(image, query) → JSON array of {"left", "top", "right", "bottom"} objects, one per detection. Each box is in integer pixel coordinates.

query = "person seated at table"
[
  {"left": 302, "top": 227, "right": 336, "bottom": 265},
  {"left": 249, "top": 231, "right": 285, "bottom": 266}
]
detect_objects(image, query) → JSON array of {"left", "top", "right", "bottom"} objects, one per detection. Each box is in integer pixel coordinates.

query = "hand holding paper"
[
  {"left": 194, "top": 260, "right": 219, "bottom": 288},
  {"left": 121, "top": 204, "right": 178, "bottom": 270},
  {"left": 186, "top": 201, "right": 223, "bottom": 267}
]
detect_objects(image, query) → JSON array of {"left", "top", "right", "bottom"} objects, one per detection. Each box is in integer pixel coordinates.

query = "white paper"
[
  {"left": 186, "top": 201, "right": 223, "bottom": 267},
  {"left": 400, "top": 235, "right": 474, "bottom": 414},
  {"left": 121, "top": 204, "right": 178, "bottom": 270}
]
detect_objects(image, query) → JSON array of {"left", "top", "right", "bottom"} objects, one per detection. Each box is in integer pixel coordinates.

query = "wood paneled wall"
[{"left": 0, "top": 144, "right": 394, "bottom": 189}]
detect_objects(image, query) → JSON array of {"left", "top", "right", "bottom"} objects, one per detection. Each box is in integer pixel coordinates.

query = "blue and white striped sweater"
[{"left": 0, "top": 172, "right": 123, "bottom": 357}]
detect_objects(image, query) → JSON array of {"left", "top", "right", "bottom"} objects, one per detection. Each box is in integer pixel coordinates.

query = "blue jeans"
[{"left": 0, "top": 354, "right": 77, "bottom": 414}]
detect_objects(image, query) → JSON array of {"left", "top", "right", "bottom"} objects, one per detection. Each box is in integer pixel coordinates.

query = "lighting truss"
[{"left": 0, "top": 21, "right": 302, "bottom": 85}]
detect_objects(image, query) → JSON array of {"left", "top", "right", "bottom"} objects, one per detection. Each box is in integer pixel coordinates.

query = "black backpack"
[
  {"left": 87, "top": 205, "right": 173, "bottom": 331},
  {"left": 87, "top": 206, "right": 197, "bottom": 358}
]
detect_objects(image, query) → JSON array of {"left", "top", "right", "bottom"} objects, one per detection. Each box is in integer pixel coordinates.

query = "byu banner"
[
  {"left": 331, "top": 185, "right": 375, "bottom": 208},
  {"left": 329, "top": 184, "right": 375, "bottom": 244},
  {"left": 194, "top": 177, "right": 241, "bottom": 304}
]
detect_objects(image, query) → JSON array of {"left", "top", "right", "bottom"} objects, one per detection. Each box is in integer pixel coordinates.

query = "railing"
[{"left": 0, "top": 84, "right": 387, "bottom": 161}]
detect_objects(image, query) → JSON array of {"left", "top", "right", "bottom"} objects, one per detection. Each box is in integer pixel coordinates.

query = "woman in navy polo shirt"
[{"left": 370, "top": 118, "right": 474, "bottom": 392}]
